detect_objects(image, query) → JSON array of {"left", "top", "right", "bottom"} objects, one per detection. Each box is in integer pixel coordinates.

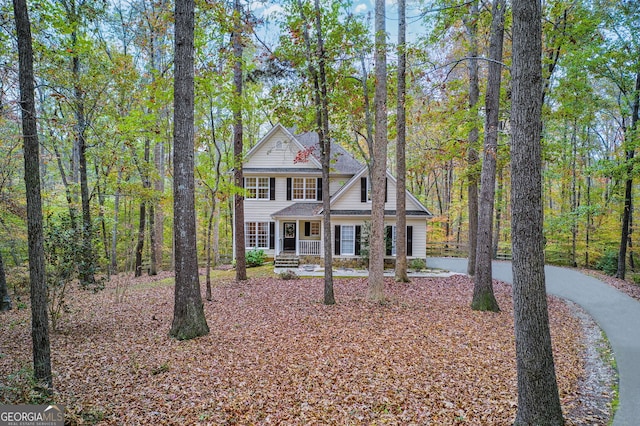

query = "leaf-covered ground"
[{"left": 1, "top": 272, "right": 610, "bottom": 425}]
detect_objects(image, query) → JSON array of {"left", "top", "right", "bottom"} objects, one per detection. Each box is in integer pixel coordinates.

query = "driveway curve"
[{"left": 427, "top": 257, "right": 640, "bottom": 426}]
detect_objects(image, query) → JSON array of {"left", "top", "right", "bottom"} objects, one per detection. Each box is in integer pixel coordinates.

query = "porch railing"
[{"left": 299, "top": 240, "right": 322, "bottom": 256}]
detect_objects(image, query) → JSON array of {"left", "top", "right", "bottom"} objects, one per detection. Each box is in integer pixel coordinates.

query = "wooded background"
[{"left": 1, "top": 0, "right": 638, "bottom": 281}]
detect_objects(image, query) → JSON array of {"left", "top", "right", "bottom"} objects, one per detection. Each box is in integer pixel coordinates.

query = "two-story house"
[{"left": 234, "top": 124, "right": 432, "bottom": 266}]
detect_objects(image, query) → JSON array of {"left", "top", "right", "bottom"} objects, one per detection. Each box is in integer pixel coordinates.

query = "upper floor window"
[
  {"left": 293, "top": 177, "right": 316, "bottom": 200},
  {"left": 246, "top": 177, "right": 270, "bottom": 200},
  {"left": 360, "top": 176, "right": 388, "bottom": 203}
]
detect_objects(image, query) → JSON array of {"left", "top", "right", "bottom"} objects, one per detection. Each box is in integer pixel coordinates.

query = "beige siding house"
[{"left": 234, "top": 124, "right": 432, "bottom": 263}]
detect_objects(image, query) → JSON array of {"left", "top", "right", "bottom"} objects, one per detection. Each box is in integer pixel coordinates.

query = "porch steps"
[{"left": 275, "top": 254, "right": 300, "bottom": 268}]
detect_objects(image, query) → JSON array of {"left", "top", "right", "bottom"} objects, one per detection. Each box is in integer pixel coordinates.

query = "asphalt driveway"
[{"left": 427, "top": 257, "right": 640, "bottom": 426}]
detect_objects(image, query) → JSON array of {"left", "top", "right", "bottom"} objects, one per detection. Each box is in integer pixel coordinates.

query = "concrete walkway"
[{"left": 427, "top": 257, "right": 640, "bottom": 426}]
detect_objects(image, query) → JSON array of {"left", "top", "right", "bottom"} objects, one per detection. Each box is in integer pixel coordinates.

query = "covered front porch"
[
  {"left": 277, "top": 219, "right": 324, "bottom": 256},
  {"left": 272, "top": 202, "right": 325, "bottom": 257}
]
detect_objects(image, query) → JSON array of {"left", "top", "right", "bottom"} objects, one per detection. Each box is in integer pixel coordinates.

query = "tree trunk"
[
  {"left": 368, "top": 0, "right": 388, "bottom": 302},
  {"left": 153, "top": 141, "right": 165, "bottom": 271},
  {"left": 134, "top": 200, "right": 146, "bottom": 277},
  {"left": 471, "top": 0, "right": 505, "bottom": 312},
  {"left": 72, "top": 32, "right": 97, "bottom": 288},
  {"left": 617, "top": 72, "right": 640, "bottom": 279},
  {"left": 312, "top": 0, "right": 335, "bottom": 305},
  {"left": 134, "top": 139, "right": 151, "bottom": 277},
  {"left": 492, "top": 164, "right": 503, "bottom": 258},
  {"left": 94, "top": 161, "right": 110, "bottom": 275},
  {"left": 232, "top": 0, "right": 247, "bottom": 281},
  {"left": 511, "top": 0, "right": 564, "bottom": 423},
  {"left": 205, "top": 194, "right": 215, "bottom": 302},
  {"left": 14, "top": 0, "right": 52, "bottom": 388},
  {"left": 0, "top": 250, "right": 11, "bottom": 311},
  {"left": 111, "top": 154, "right": 123, "bottom": 274},
  {"left": 169, "top": 0, "right": 209, "bottom": 340},
  {"left": 395, "top": 0, "right": 409, "bottom": 283},
  {"left": 585, "top": 154, "right": 592, "bottom": 267},
  {"left": 465, "top": 0, "right": 480, "bottom": 276},
  {"left": 571, "top": 121, "right": 578, "bottom": 267},
  {"left": 149, "top": 202, "right": 157, "bottom": 275}
]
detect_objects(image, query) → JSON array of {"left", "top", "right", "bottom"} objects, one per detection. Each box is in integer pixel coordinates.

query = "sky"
[{"left": 249, "top": 0, "right": 429, "bottom": 46}]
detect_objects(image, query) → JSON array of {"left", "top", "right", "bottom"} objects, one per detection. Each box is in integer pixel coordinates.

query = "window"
[
  {"left": 389, "top": 225, "right": 397, "bottom": 256},
  {"left": 245, "top": 177, "right": 270, "bottom": 200},
  {"left": 293, "top": 177, "right": 316, "bottom": 200},
  {"left": 360, "top": 177, "right": 387, "bottom": 202},
  {"left": 245, "top": 222, "right": 270, "bottom": 249},
  {"left": 385, "top": 225, "right": 413, "bottom": 256},
  {"left": 310, "top": 222, "right": 320, "bottom": 236},
  {"left": 341, "top": 225, "right": 355, "bottom": 255}
]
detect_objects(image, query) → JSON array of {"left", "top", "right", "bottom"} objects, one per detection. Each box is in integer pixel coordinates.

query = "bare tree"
[
  {"left": 471, "top": 0, "right": 505, "bottom": 312},
  {"left": 368, "top": 0, "right": 388, "bottom": 302},
  {"left": 511, "top": 0, "right": 563, "bottom": 423},
  {"left": 169, "top": 0, "right": 209, "bottom": 340},
  {"left": 13, "top": 0, "right": 52, "bottom": 387}
]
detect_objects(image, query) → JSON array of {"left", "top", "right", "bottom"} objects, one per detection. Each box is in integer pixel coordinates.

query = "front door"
[{"left": 283, "top": 222, "right": 296, "bottom": 251}]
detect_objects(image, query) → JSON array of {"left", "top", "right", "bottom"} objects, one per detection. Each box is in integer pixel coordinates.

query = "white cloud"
[{"left": 354, "top": 3, "right": 369, "bottom": 13}]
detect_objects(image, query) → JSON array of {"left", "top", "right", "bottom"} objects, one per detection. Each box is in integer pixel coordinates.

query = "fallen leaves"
[{"left": 0, "top": 273, "right": 610, "bottom": 425}]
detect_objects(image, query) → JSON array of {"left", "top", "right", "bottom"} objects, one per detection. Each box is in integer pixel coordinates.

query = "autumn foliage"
[{"left": 0, "top": 273, "right": 599, "bottom": 424}]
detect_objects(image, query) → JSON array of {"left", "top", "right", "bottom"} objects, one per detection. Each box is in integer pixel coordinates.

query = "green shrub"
[
  {"left": 596, "top": 250, "right": 618, "bottom": 276},
  {"left": 409, "top": 258, "right": 427, "bottom": 271},
  {"left": 246, "top": 249, "right": 265, "bottom": 267},
  {"left": 0, "top": 367, "right": 52, "bottom": 405},
  {"left": 279, "top": 270, "right": 299, "bottom": 280}
]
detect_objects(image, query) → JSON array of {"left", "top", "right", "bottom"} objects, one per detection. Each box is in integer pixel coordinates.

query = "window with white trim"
[
  {"left": 310, "top": 222, "right": 320, "bottom": 236},
  {"left": 341, "top": 225, "right": 355, "bottom": 255},
  {"left": 245, "top": 222, "right": 270, "bottom": 249},
  {"left": 390, "top": 225, "right": 397, "bottom": 256},
  {"left": 293, "top": 177, "right": 316, "bottom": 200},
  {"left": 245, "top": 177, "right": 270, "bottom": 200}
]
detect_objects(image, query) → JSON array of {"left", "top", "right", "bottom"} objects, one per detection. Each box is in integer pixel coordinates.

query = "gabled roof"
[
  {"left": 294, "top": 131, "right": 363, "bottom": 175},
  {"left": 323, "top": 166, "right": 433, "bottom": 216},
  {"left": 243, "top": 123, "right": 323, "bottom": 169}
]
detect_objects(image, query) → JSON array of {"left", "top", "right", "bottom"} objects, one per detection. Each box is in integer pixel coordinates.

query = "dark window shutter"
[
  {"left": 406, "top": 226, "right": 413, "bottom": 256},
  {"left": 385, "top": 226, "right": 393, "bottom": 256},
  {"left": 334, "top": 225, "right": 341, "bottom": 255},
  {"left": 355, "top": 225, "right": 361, "bottom": 256},
  {"left": 385, "top": 178, "right": 388, "bottom": 202},
  {"left": 317, "top": 178, "right": 322, "bottom": 201},
  {"left": 270, "top": 177, "right": 276, "bottom": 200},
  {"left": 242, "top": 177, "right": 245, "bottom": 188},
  {"left": 286, "top": 178, "right": 292, "bottom": 200},
  {"left": 304, "top": 222, "right": 311, "bottom": 237},
  {"left": 361, "top": 177, "right": 367, "bottom": 202},
  {"left": 269, "top": 222, "right": 275, "bottom": 249}
]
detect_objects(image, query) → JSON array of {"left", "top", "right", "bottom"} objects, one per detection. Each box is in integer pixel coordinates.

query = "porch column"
[
  {"left": 295, "top": 219, "right": 300, "bottom": 256},
  {"left": 274, "top": 219, "right": 280, "bottom": 255}
]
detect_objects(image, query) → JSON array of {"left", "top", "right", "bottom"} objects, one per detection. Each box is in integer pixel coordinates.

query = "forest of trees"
[
  {"left": 4, "top": 0, "right": 637, "bottom": 421},
  {"left": 0, "top": 0, "right": 638, "bottom": 281},
  {"left": 2, "top": 0, "right": 639, "bottom": 286}
]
